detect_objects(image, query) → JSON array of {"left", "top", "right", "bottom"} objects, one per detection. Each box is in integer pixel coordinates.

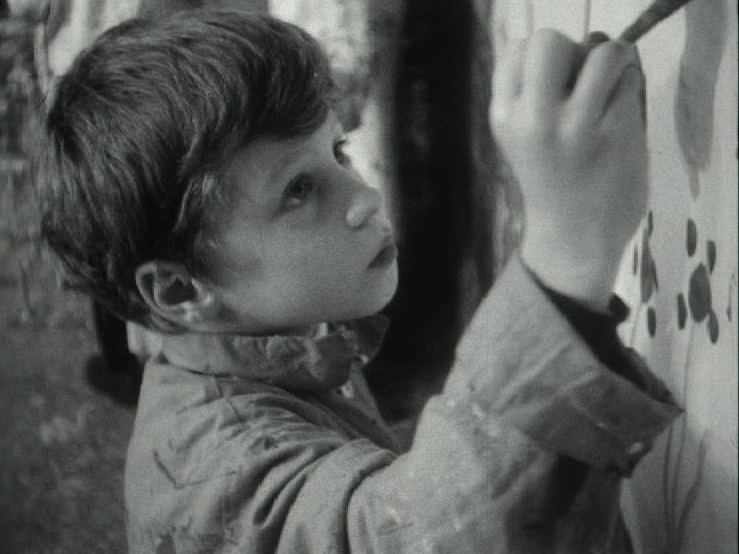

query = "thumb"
[{"left": 585, "top": 31, "right": 646, "bottom": 123}]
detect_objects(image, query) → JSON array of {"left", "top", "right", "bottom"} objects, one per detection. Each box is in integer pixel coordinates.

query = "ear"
[{"left": 135, "top": 261, "right": 221, "bottom": 329}]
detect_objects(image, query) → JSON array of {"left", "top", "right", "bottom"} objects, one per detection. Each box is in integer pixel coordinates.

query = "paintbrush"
[{"left": 619, "top": 0, "right": 696, "bottom": 43}]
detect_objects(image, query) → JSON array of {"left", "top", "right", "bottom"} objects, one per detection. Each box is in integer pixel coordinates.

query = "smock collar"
[{"left": 158, "top": 315, "right": 389, "bottom": 393}]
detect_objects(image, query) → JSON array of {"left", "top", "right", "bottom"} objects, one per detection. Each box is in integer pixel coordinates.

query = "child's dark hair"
[{"left": 39, "top": 9, "right": 335, "bottom": 331}]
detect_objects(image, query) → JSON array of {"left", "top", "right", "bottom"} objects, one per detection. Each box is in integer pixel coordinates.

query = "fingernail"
[{"left": 586, "top": 31, "right": 609, "bottom": 44}]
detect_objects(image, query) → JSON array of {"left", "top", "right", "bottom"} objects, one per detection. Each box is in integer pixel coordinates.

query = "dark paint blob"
[
  {"left": 688, "top": 264, "right": 712, "bottom": 322},
  {"left": 686, "top": 219, "right": 697, "bottom": 256},
  {"left": 707, "top": 309, "right": 719, "bottom": 343},
  {"left": 641, "top": 232, "right": 655, "bottom": 302},
  {"left": 641, "top": 255, "right": 653, "bottom": 301},
  {"left": 707, "top": 240, "right": 716, "bottom": 273},
  {"left": 633, "top": 245, "right": 639, "bottom": 275},
  {"left": 647, "top": 210, "right": 654, "bottom": 235},
  {"left": 652, "top": 259, "right": 659, "bottom": 291},
  {"left": 647, "top": 307, "right": 657, "bottom": 337},
  {"left": 677, "top": 293, "right": 687, "bottom": 329}
]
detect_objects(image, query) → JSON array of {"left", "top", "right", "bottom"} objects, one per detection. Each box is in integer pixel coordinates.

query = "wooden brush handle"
[{"left": 619, "top": 0, "right": 695, "bottom": 43}]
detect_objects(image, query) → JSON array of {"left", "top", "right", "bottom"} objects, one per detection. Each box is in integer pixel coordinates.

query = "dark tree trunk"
[{"left": 367, "top": 0, "right": 494, "bottom": 421}]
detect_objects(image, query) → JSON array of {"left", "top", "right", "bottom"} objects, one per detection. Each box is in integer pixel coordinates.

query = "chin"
[
  {"left": 365, "top": 283, "right": 398, "bottom": 317},
  {"left": 337, "top": 291, "right": 396, "bottom": 322}
]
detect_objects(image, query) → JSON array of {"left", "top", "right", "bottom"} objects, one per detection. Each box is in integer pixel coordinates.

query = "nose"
[{"left": 345, "top": 181, "right": 383, "bottom": 229}]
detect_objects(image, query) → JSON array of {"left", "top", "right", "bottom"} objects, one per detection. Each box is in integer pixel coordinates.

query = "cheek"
[
  {"left": 294, "top": 243, "right": 357, "bottom": 291},
  {"left": 206, "top": 236, "right": 263, "bottom": 286},
  {"left": 273, "top": 225, "right": 359, "bottom": 275}
]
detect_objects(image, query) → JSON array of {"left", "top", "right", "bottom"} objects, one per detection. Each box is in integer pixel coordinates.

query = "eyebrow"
[
  {"left": 264, "top": 148, "right": 309, "bottom": 202},
  {"left": 248, "top": 138, "right": 304, "bottom": 200},
  {"left": 260, "top": 120, "right": 343, "bottom": 201}
]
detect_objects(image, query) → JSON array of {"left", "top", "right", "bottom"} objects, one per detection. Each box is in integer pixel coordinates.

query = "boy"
[{"left": 39, "top": 9, "right": 680, "bottom": 553}]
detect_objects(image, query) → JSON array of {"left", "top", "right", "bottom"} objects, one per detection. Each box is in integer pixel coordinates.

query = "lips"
[{"left": 368, "top": 234, "right": 398, "bottom": 269}]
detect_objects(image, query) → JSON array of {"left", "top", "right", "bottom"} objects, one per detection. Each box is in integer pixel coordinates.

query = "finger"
[
  {"left": 570, "top": 41, "right": 641, "bottom": 123},
  {"left": 569, "top": 34, "right": 643, "bottom": 109},
  {"left": 602, "top": 62, "right": 645, "bottom": 129},
  {"left": 522, "top": 29, "right": 580, "bottom": 112},
  {"left": 564, "top": 31, "right": 610, "bottom": 90},
  {"left": 492, "top": 38, "right": 526, "bottom": 118}
]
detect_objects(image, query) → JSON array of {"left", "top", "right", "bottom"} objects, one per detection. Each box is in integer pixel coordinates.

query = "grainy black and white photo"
[{"left": 0, "top": 0, "right": 736, "bottom": 552}]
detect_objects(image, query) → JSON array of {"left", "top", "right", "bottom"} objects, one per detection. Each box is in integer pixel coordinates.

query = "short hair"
[{"left": 39, "top": 9, "right": 335, "bottom": 330}]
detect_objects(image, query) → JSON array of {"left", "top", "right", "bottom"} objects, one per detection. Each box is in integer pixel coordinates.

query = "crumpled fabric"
[
  {"left": 125, "top": 255, "right": 681, "bottom": 554},
  {"left": 157, "top": 315, "right": 389, "bottom": 393}
]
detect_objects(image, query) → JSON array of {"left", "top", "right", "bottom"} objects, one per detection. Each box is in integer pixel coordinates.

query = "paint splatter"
[
  {"left": 706, "top": 240, "right": 716, "bottom": 273},
  {"left": 647, "top": 306, "right": 657, "bottom": 337},
  {"left": 641, "top": 229, "right": 658, "bottom": 302},
  {"left": 688, "top": 263, "right": 711, "bottom": 323},
  {"left": 707, "top": 309, "right": 719, "bottom": 343},
  {"left": 633, "top": 244, "right": 639, "bottom": 275},
  {"left": 686, "top": 219, "right": 697, "bottom": 256},
  {"left": 677, "top": 293, "right": 687, "bottom": 329}
]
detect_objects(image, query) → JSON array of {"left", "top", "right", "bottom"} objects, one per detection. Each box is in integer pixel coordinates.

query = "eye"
[
  {"left": 282, "top": 175, "right": 314, "bottom": 210},
  {"left": 333, "top": 138, "right": 351, "bottom": 166}
]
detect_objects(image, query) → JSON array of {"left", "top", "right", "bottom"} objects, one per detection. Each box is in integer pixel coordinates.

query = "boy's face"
[{"left": 206, "top": 114, "right": 398, "bottom": 334}]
